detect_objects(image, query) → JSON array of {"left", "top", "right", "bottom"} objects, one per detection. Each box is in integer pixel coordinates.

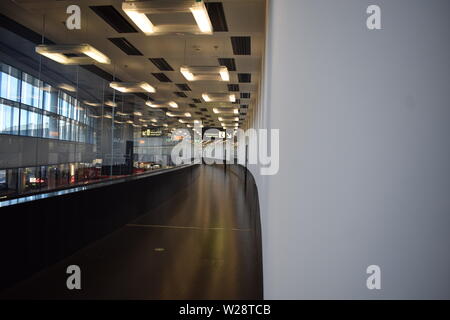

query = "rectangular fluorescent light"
[
  {"left": 110, "top": 82, "right": 156, "bottom": 93},
  {"left": 180, "top": 66, "right": 229, "bottom": 81},
  {"left": 122, "top": 0, "right": 212, "bottom": 35},
  {"left": 218, "top": 117, "right": 239, "bottom": 122},
  {"left": 213, "top": 107, "right": 239, "bottom": 115},
  {"left": 36, "top": 44, "right": 110, "bottom": 65},
  {"left": 84, "top": 101, "right": 101, "bottom": 107},
  {"left": 105, "top": 101, "right": 117, "bottom": 107},
  {"left": 166, "top": 111, "right": 192, "bottom": 118},
  {"left": 202, "top": 93, "right": 236, "bottom": 102},
  {"left": 168, "top": 101, "right": 178, "bottom": 108}
]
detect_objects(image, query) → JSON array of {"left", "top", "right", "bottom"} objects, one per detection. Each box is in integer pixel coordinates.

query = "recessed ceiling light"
[
  {"left": 202, "top": 93, "right": 236, "bottom": 102},
  {"left": 180, "top": 66, "right": 229, "bottom": 82},
  {"left": 36, "top": 44, "right": 110, "bottom": 65},
  {"left": 122, "top": 0, "right": 212, "bottom": 35},
  {"left": 110, "top": 81, "right": 155, "bottom": 93}
]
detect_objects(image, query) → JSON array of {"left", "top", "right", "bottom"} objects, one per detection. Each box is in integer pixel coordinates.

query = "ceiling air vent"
[
  {"left": 238, "top": 73, "right": 251, "bottom": 83},
  {"left": 90, "top": 6, "right": 138, "bottom": 33},
  {"left": 108, "top": 37, "right": 142, "bottom": 56},
  {"left": 231, "top": 36, "right": 251, "bottom": 55},
  {"left": 152, "top": 73, "right": 172, "bottom": 82},
  {"left": 189, "top": 104, "right": 197, "bottom": 108},
  {"left": 176, "top": 83, "right": 192, "bottom": 91},
  {"left": 228, "top": 84, "right": 240, "bottom": 92},
  {"left": 174, "top": 92, "right": 187, "bottom": 98},
  {"left": 205, "top": 2, "right": 228, "bottom": 32},
  {"left": 149, "top": 58, "right": 174, "bottom": 71},
  {"left": 201, "top": 108, "right": 208, "bottom": 112},
  {"left": 240, "top": 93, "right": 251, "bottom": 99},
  {"left": 218, "top": 58, "right": 236, "bottom": 71},
  {"left": 192, "top": 98, "right": 202, "bottom": 103}
]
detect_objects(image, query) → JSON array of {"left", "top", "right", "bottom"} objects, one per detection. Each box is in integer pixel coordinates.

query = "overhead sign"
[{"left": 141, "top": 128, "right": 163, "bottom": 137}]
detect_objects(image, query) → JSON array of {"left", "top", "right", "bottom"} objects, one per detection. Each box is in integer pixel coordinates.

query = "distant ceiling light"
[
  {"left": 36, "top": 44, "right": 110, "bottom": 65},
  {"left": 180, "top": 66, "right": 229, "bottom": 82},
  {"left": 163, "top": 124, "right": 168, "bottom": 127},
  {"left": 202, "top": 93, "right": 236, "bottom": 102},
  {"left": 104, "top": 114, "right": 112, "bottom": 119},
  {"left": 126, "top": 120, "right": 133, "bottom": 124},
  {"left": 213, "top": 107, "right": 239, "bottom": 115},
  {"left": 122, "top": 0, "right": 212, "bottom": 36},
  {"left": 116, "top": 111, "right": 129, "bottom": 116},
  {"left": 168, "top": 101, "right": 178, "bottom": 109},
  {"left": 166, "top": 111, "right": 192, "bottom": 118},
  {"left": 151, "top": 118, "right": 158, "bottom": 123},
  {"left": 133, "top": 111, "right": 143, "bottom": 116},
  {"left": 105, "top": 101, "right": 117, "bottom": 107},
  {"left": 110, "top": 81, "right": 155, "bottom": 93},
  {"left": 58, "top": 83, "right": 76, "bottom": 92},
  {"left": 84, "top": 101, "right": 101, "bottom": 107},
  {"left": 218, "top": 117, "right": 239, "bottom": 122}
]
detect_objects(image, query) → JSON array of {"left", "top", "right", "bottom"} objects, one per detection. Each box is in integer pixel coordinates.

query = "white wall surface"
[{"left": 255, "top": 0, "right": 450, "bottom": 299}]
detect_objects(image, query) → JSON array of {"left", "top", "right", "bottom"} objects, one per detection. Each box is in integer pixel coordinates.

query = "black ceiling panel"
[
  {"left": 152, "top": 73, "right": 172, "bottom": 82},
  {"left": 228, "top": 84, "right": 240, "bottom": 92},
  {"left": 205, "top": 2, "right": 228, "bottom": 32},
  {"left": 218, "top": 58, "right": 236, "bottom": 71},
  {"left": 90, "top": 6, "right": 138, "bottom": 33},
  {"left": 240, "top": 92, "right": 251, "bottom": 99},
  {"left": 189, "top": 104, "right": 197, "bottom": 108},
  {"left": 149, "top": 58, "right": 174, "bottom": 71},
  {"left": 231, "top": 36, "right": 251, "bottom": 55},
  {"left": 176, "top": 83, "right": 191, "bottom": 91},
  {"left": 201, "top": 108, "right": 208, "bottom": 112},
  {"left": 108, "top": 37, "right": 142, "bottom": 56},
  {"left": 174, "top": 92, "right": 187, "bottom": 98},
  {"left": 192, "top": 98, "right": 202, "bottom": 104},
  {"left": 238, "top": 73, "right": 251, "bottom": 83},
  {"left": 0, "top": 13, "right": 55, "bottom": 45}
]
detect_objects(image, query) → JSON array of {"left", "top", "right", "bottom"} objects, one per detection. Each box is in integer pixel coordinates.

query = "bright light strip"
[
  {"left": 213, "top": 108, "right": 239, "bottom": 114},
  {"left": 190, "top": 4, "right": 213, "bottom": 33},
  {"left": 219, "top": 68, "right": 230, "bottom": 81},
  {"left": 166, "top": 111, "right": 192, "bottom": 118},
  {"left": 36, "top": 44, "right": 110, "bottom": 65},
  {"left": 58, "top": 83, "right": 76, "bottom": 92},
  {"left": 202, "top": 93, "right": 211, "bottom": 102},
  {"left": 133, "top": 111, "right": 143, "bottom": 116},
  {"left": 81, "top": 46, "right": 110, "bottom": 64},
  {"left": 202, "top": 93, "right": 236, "bottom": 102},
  {"left": 84, "top": 101, "right": 101, "bottom": 107},
  {"left": 110, "top": 82, "right": 155, "bottom": 93},
  {"left": 180, "top": 66, "right": 229, "bottom": 82},
  {"left": 218, "top": 117, "right": 239, "bottom": 122},
  {"left": 123, "top": 10, "right": 154, "bottom": 34},
  {"left": 122, "top": 0, "right": 212, "bottom": 35},
  {"left": 168, "top": 101, "right": 178, "bottom": 109},
  {"left": 181, "top": 67, "right": 195, "bottom": 81},
  {"left": 105, "top": 101, "right": 117, "bottom": 107}
]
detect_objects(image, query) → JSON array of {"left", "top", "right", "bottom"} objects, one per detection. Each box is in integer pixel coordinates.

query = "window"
[
  {"left": 0, "top": 103, "right": 19, "bottom": 134},
  {"left": 21, "top": 73, "right": 42, "bottom": 108},
  {"left": 0, "top": 63, "right": 20, "bottom": 102}
]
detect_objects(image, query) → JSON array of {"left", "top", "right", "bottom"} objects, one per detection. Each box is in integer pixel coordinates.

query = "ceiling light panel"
[
  {"left": 36, "top": 44, "right": 111, "bottom": 65},
  {"left": 213, "top": 107, "right": 239, "bottom": 115},
  {"left": 180, "top": 66, "right": 229, "bottom": 82},
  {"left": 202, "top": 93, "right": 236, "bottom": 102},
  {"left": 110, "top": 81, "right": 156, "bottom": 93},
  {"left": 122, "top": 0, "right": 213, "bottom": 35}
]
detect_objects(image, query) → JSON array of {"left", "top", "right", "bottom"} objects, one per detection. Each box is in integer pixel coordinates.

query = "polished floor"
[{"left": 2, "top": 165, "right": 262, "bottom": 299}]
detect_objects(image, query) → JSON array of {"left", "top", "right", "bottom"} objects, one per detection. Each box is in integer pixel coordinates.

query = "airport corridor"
[{"left": 1, "top": 165, "right": 263, "bottom": 299}]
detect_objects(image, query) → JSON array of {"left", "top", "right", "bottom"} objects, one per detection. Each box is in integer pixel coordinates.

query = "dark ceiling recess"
[
  {"left": 176, "top": 83, "right": 191, "bottom": 91},
  {"left": 108, "top": 37, "right": 142, "bottom": 56},
  {"left": 231, "top": 36, "right": 251, "bottom": 55},
  {"left": 149, "top": 58, "right": 174, "bottom": 71},
  {"left": 189, "top": 104, "right": 197, "bottom": 108},
  {"left": 238, "top": 73, "right": 251, "bottom": 83},
  {"left": 0, "top": 13, "right": 54, "bottom": 45},
  {"left": 192, "top": 98, "right": 202, "bottom": 103},
  {"left": 241, "top": 105, "right": 249, "bottom": 109},
  {"left": 152, "top": 73, "right": 172, "bottom": 82},
  {"left": 218, "top": 58, "right": 236, "bottom": 71},
  {"left": 135, "top": 93, "right": 154, "bottom": 101},
  {"left": 174, "top": 92, "right": 187, "bottom": 98},
  {"left": 82, "top": 65, "right": 121, "bottom": 82},
  {"left": 205, "top": 2, "right": 228, "bottom": 32},
  {"left": 240, "top": 92, "right": 251, "bottom": 99},
  {"left": 228, "top": 84, "right": 240, "bottom": 92},
  {"left": 200, "top": 108, "right": 208, "bottom": 112},
  {"left": 195, "top": 112, "right": 202, "bottom": 115},
  {"left": 232, "top": 99, "right": 241, "bottom": 104},
  {"left": 89, "top": 6, "right": 138, "bottom": 33}
]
